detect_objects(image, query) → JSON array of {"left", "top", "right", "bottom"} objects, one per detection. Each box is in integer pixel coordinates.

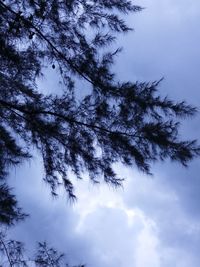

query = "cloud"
[
  {"left": 117, "top": 4, "right": 200, "bottom": 264},
  {"left": 8, "top": 161, "right": 161, "bottom": 267},
  {"left": 123, "top": 165, "right": 200, "bottom": 266}
]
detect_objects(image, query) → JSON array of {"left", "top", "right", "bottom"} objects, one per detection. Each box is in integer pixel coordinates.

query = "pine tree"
[
  {"left": 0, "top": 232, "right": 80, "bottom": 267},
  {"left": 0, "top": 0, "right": 199, "bottom": 201},
  {"left": 0, "top": 184, "right": 27, "bottom": 226},
  {"left": 0, "top": 231, "right": 28, "bottom": 267}
]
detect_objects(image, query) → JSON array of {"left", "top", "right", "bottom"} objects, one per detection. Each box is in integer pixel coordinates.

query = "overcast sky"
[{"left": 7, "top": 1, "right": 200, "bottom": 267}]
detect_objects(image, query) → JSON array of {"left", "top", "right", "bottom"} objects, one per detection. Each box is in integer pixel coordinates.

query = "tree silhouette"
[
  {"left": 0, "top": 184, "right": 27, "bottom": 226},
  {"left": 0, "top": 0, "right": 199, "bottom": 198},
  {"left": 0, "top": 1, "right": 200, "bottom": 266},
  {"left": 0, "top": 232, "right": 81, "bottom": 267},
  {"left": 0, "top": 231, "right": 27, "bottom": 267}
]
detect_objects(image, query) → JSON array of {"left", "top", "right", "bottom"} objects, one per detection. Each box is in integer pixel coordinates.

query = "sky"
[{"left": 6, "top": 1, "right": 200, "bottom": 266}]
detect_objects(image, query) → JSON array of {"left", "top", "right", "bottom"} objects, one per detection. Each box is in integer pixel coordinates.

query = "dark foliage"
[
  {"left": 0, "top": 231, "right": 27, "bottom": 267},
  {"left": 34, "top": 241, "right": 82, "bottom": 267},
  {"left": 0, "top": 232, "right": 81, "bottom": 267},
  {"left": 0, "top": 184, "right": 27, "bottom": 226},
  {"left": 34, "top": 242, "right": 65, "bottom": 267},
  {"left": 0, "top": 0, "right": 199, "bottom": 201}
]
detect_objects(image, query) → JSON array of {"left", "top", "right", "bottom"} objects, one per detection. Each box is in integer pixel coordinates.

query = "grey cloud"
[{"left": 123, "top": 167, "right": 200, "bottom": 266}]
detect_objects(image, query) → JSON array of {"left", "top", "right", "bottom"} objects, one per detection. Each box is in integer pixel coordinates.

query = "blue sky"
[{"left": 7, "top": 1, "right": 200, "bottom": 266}]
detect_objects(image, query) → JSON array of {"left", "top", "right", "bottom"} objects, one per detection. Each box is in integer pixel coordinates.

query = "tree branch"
[
  {"left": 0, "top": 1, "right": 100, "bottom": 88},
  {"left": 0, "top": 99, "right": 138, "bottom": 138},
  {"left": 0, "top": 237, "right": 13, "bottom": 267}
]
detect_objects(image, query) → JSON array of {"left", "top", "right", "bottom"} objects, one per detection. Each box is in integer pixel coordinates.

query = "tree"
[
  {"left": 0, "top": 0, "right": 199, "bottom": 198},
  {"left": 0, "top": 0, "right": 200, "bottom": 266},
  {"left": 0, "top": 231, "right": 28, "bottom": 267},
  {"left": 0, "top": 184, "right": 27, "bottom": 226},
  {"left": 0, "top": 232, "right": 82, "bottom": 267}
]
